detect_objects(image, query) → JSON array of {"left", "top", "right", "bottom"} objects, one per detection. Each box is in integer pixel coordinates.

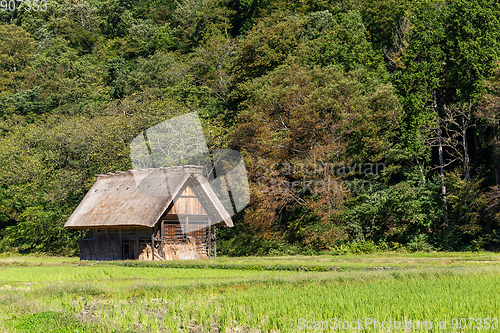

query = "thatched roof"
[{"left": 64, "top": 166, "right": 233, "bottom": 229}]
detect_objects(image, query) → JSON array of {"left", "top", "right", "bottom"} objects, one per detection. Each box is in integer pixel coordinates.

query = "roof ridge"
[{"left": 97, "top": 165, "right": 204, "bottom": 178}]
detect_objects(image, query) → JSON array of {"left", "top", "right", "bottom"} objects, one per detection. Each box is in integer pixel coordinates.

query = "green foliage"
[
  {"left": 444, "top": 0, "right": 500, "bottom": 102},
  {"left": 104, "top": 57, "right": 129, "bottom": 98},
  {"left": 2, "top": 207, "right": 77, "bottom": 255},
  {"left": 125, "top": 51, "right": 186, "bottom": 94},
  {"left": 10, "top": 311, "right": 100, "bottom": 333},
  {"left": 232, "top": 12, "right": 304, "bottom": 82},
  {"left": 390, "top": 1, "right": 447, "bottom": 162},
  {"left": 0, "top": 86, "right": 48, "bottom": 116},
  {"left": 407, "top": 234, "right": 436, "bottom": 252},
  {"left": 344, "top": 170, "right": 444, "bottom": 245},
  {"left": 232, "top": 9, "right": 385, "bottom": 83},
  {"left": 172, "top": 0, "right": 236, "bottom": 52},
  {"left": 444, "top": 170, "right": 487, "bottom": 249},
  {"left": 191, "top": 29, "right": 236, "bottom": 104},
  {"left": 217, "top": 220, "right": 319, "bottom": 256},
  {"left": 0, "top": 24, "right": 36, "bottom": 92},
  {"left": 302, "top": 10, "right": 385, "bottom": 74},
  {"left": 346, "top": 240, "right": 378, "bottom": 254},
  {"left": 391, "top": 0, "right": 500, "bottom": 163},
  {"left": 233, "top": 59, "right": 403, "bottom": 249},
  {"left": 0, "top": 24, "right": 35, "bottom": 73},
  {"left": 360, "top": 0, "right": 412, "bottom": 51}
]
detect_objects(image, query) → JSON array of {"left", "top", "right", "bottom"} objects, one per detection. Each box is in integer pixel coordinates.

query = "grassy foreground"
[{"left": 0, "top": 252, "right": 499, "bottom": 332}]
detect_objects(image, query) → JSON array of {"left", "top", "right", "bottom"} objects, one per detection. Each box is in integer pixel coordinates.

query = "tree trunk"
[
  {"left": 434, "top": 91, "right": 448, "bottom": 228},
  {"left": 496, "top": 158, "right": 500, "bottom": 185},
  {"left": 462, "top": 113, "right": 470, "bottom": 181},
  {"left": 438, "top": 127, "right": 448, "bottom": 229}
]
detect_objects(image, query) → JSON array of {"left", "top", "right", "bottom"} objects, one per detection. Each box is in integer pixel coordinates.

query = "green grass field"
[{"left": 0, "top": 252, "right": 499, "bottom": 332}]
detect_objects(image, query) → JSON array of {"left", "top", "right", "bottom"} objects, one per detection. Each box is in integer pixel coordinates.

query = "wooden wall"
[
  {"left": 80, "top": 227, "right": 151, "bottom": 260},
  {"left": 79, "top": 237, "right": 120, "bottom": 261},
  {"left": 80, "top": 222, "right": 211, "bottom": 260},
  {"left": 92, "top": 227, "right": 151, "bottom": 239},
  {"left": 168, "top": 185, "right": 208, "bottom": 215}
]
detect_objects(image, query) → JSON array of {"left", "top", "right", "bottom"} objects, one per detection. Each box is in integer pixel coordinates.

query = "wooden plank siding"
[
  {"left": 162, "top": 221, "right": 208, "bottom": 255},
  {"left": 92, "top": 227, "right": 152, "bottom": 239},
  {"left": 168, "top": 185, "right": 208, "bottom": 216}
]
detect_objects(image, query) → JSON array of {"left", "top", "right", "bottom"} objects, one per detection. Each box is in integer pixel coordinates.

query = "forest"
[{"left": 0, "top": 0, "right": 500, "bottom": 256}]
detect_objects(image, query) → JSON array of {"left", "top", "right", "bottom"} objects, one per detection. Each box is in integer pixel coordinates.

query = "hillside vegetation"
[{"left": 1, "top": 0, "right": 500, "bottom": 255}]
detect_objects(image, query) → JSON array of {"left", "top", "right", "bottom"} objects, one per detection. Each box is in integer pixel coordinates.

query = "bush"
[
  {"left": 344, "top": 170, "right": 444, "bottom": 247},
  {"left": 406, "top": 234, "right": 435, "bottom": 252}
]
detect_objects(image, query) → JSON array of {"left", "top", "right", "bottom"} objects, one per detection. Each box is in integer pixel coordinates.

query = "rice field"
[{"left": 0, "top": 252, "right": 499, "bottom": 332}]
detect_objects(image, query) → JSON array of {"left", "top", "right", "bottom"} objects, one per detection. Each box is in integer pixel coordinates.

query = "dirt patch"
[{"left": 77, "top": 300, "right": 108, "bottom": 324}]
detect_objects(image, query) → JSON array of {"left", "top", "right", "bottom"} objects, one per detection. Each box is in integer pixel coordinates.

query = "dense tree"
[
  {"left": 0, "top": 24, "right": 36, "bottom": 92},
  {"left": 478, "top": 62, "right": 500, "bottom": 183},
  {"left": 232, "top": 61, "right": 402, "bottom": 249},
  {"left": 191, "top": 30, "right": 236, "bottom": 104}
]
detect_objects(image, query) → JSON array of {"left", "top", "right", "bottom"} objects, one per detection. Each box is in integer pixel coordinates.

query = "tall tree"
[
  {"left": 0, "top": 24, "right": 36, "bottom": 93},
  {"left": 233, "top": 62, "right": 402, "bottom": 248}
]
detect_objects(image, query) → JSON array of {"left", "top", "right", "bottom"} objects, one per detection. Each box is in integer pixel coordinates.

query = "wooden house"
[{"left": 64, "top": 166, "right": 233, "bottom": 261}]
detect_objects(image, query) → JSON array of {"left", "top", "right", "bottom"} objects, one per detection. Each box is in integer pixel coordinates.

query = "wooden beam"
[
  {"left": 213, "top": 226, "right": 217, "bottom": 259},
  {"left": 154, "top": 252, "right": 165, "bottom": 261},
  {"left": 119, "top": 229, "right": 122, "bottom": 259},
  {"left": 151, "top": 229, "right": 155, "bottom": 261},
  {"left": 135, "top": 228, "right": 138, "bottom": 260},
  {"left": 161, "top": 220, "right": 165, "bottom": 240},
  {"left": 208, "top": 220, "right": 211, "bottom": 259},
  {"left": 161, "top": 219, "right": 164, "bottom": 258}
]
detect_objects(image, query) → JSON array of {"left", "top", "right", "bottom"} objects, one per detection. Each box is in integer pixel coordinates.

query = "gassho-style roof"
[{"left": 64, "top": 165, "right": 233, "bottom": 229}]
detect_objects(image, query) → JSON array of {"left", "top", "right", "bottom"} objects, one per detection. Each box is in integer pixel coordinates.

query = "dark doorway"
[{"left": 122, "top": 242, "right": 131, "bottom": 259}]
